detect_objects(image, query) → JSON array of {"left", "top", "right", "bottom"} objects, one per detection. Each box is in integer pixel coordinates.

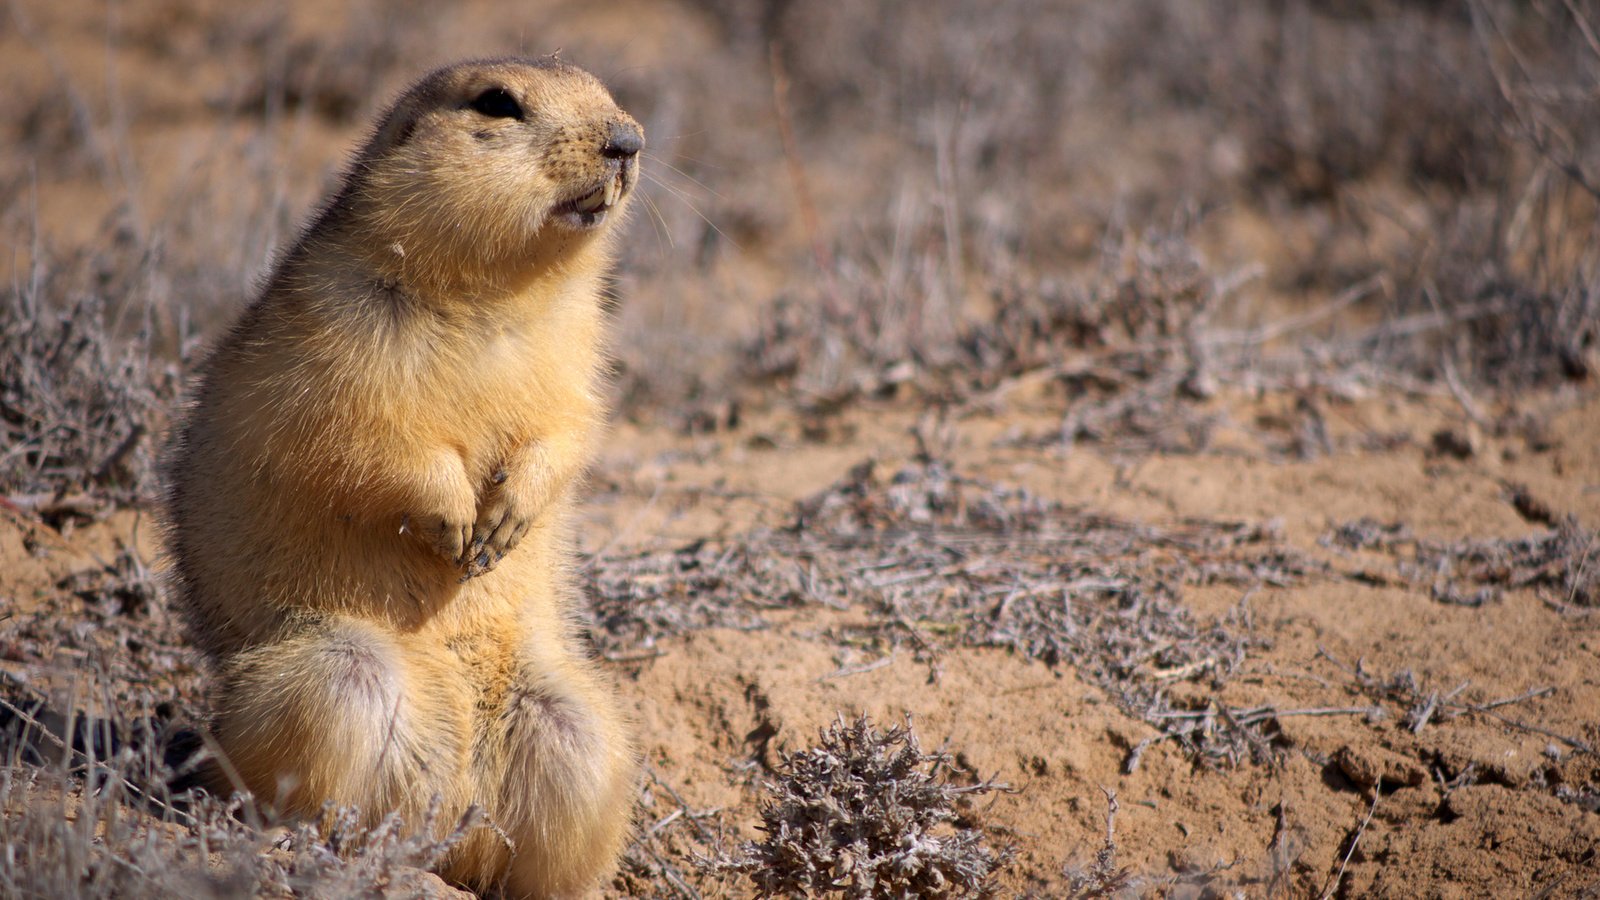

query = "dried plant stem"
[
  {"left": 1319, "top": 789, "right": 1380, "bottom": 900},
  {"left": 768, "top": 43, "right": 844, "bottom": 322}
]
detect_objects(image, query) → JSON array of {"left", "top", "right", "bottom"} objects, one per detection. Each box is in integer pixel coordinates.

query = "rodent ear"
[
  {"left": 367, "top": 103, "right": 420, "bottom": 154},
  {"left": 389, "top": 117, "right": 417, "bottom": 148}
]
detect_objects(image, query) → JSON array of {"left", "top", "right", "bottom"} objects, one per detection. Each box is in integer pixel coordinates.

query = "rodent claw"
[
  {"left": 457, "top": 547, "right": 502, "bottom": 581},
  {"left": 467, "top": 489, "right": 534, "bottom": 573}
]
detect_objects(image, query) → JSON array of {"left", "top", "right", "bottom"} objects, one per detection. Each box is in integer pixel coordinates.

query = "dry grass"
[
  {"left": 1324, "top": 515, "right": 1600, "bottom": 609},
  {"left": 0, "top": 546, "right": 485, "bottom": 897},
  {"left": 1221, "top": 2, "right": 1507, "bottom": 199},
  {"left": 591, "top": 455, "right": 1311, "bottom": 770},
  {"left": 3, "top": 539, "right": 196, "bottom": 709},
  {"left": 1062, "top": 789, "right": 1133, "bottom": 899},
  {"left": 0, "top": 673, "right": 484, "bottom": 899},
  {"left": 743, "top": 216, "right": 1245, "bottom": 454},
  {"left": 0, "top": 250, "right": 175, "bottom": 519},
  {"left": 762, "top": 1, "right": 1593, "bottom": 417},
  {"left": 611, "top": 767, "right": 736, "bottom": 900}
]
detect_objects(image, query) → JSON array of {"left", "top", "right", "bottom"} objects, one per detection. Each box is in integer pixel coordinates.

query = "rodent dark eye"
[{"left": 468, "top": 88, "right": 523, "bottom": 120}]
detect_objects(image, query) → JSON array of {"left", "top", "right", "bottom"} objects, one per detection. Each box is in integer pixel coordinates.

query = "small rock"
[
  {"left": 1430, "top": 427, "right": 1477, "bottom": 460},
  {"left": 1335, "top": 744, "right": 1426, "bottom": 790},
  {"left": 1167, "top": 843, "right": 1228, "bottom": 875},
  {"left": 390, "top": 867, "right": 476, "bottom": 899}
]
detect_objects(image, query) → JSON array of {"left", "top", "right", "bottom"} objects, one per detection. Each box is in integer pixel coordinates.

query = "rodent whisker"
[
  {"left": 636, "top": 187, "right": 675, "bottom": 251},
  {"left": 642, "top": 169, "right": 739, "bottom": 252}
]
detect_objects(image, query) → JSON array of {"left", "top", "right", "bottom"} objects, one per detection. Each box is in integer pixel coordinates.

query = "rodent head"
[{"left": 333, "top": 57, "right": 644, "bottom": 297}]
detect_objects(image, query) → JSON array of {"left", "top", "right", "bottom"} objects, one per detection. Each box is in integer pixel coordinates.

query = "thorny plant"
[{"left": 715, "top": 714, "right": 1011, "bottom": 900}]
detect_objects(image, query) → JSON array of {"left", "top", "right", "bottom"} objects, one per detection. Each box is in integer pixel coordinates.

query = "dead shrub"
[
  {"left": 1232, "top": 3, "right": 1506, "bottom": 200},
  {"left": 719, "top": 715, "right": 1011, "bottom": 899}
]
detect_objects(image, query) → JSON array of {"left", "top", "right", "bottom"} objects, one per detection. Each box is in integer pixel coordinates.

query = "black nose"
[{"left": 601, "top": 122, "right": 644, "bottom": 159}]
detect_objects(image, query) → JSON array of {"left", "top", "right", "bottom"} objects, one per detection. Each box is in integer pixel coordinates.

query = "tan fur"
[{"left": 163, "top": 57, "right": 642, "bottom": 898}]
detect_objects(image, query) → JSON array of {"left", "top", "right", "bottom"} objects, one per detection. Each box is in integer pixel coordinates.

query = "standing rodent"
[{"left": 163, "top": 57, "right": 643, "bottom": 897}]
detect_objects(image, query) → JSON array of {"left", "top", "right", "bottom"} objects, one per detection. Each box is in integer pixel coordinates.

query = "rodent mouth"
[{"left": 554, "top": 168, "right": 632, "bottom": 230}]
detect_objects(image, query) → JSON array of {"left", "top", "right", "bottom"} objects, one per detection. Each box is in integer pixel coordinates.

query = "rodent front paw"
[
  {"left": 402, "top": 511, "right": 474, "bottom": 567},
  {"left": 460, "top": 475, "right": 538, "bottom": 580}
]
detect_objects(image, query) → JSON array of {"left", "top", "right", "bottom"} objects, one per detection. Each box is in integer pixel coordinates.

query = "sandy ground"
[
  {"left": 597, "top": 391, "right": 1600, "bottom": 897},
  {"left": 5, "top": 389, "right": 1599, "bottom": 896}
]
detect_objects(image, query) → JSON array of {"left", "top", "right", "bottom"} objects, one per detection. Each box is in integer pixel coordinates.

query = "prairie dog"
[{"left": 163, "top": 57, "right": 642, "bottom": 897}]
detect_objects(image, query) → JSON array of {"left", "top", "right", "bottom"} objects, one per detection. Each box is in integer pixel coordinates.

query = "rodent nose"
[{"left": 601, "top": 122, "right": 644, "bottom": 159}]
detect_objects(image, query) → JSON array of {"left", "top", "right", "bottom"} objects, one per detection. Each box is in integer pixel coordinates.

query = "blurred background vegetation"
[{"left": 3, "top": 0, "right": 1596, "bottom": 508}]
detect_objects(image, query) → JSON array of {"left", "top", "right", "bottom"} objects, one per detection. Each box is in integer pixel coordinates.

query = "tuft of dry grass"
[
  {"left": 0, "top": 251, "right": 176, "bottom": 519},
  {"left": 741, "top": 216, "right": 1250, "bottom": 454},
  {"left": 1225, "top": 2, "right": 1506, "bottom": 200},
  {"left": 1063, "top": 789, "right": 1133, "bottom": 899},
  {"left": 611, "top": 767, "right": 735, "bottom": 900},
  {"left": 0, "top": 551, "right": 487, "bottom": 899},
  {"left": 716, "top": 714, "right": 1011, "bottom": 900},
  {"left": 0, "top": 677, "right": 483, "bottom": 899}
]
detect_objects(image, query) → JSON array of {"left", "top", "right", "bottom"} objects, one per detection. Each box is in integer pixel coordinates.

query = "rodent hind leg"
[
  {"left": 210, "top": 617, "right": 467, "bottom": 826},
  {"left": 471, "top": 654, "right": 636, "bottom": 898}
]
